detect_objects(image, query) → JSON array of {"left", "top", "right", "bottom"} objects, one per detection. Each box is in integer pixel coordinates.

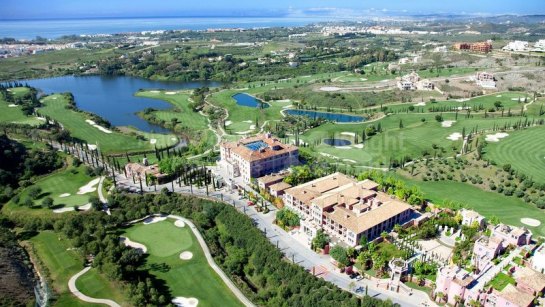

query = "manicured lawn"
[
  {"left": 38, "top": 94, "right": 177, "bottom": 154},
  {"left": 406, "top": 180, "right": 545, "bottom": 237},
  {"left": 488, "top": 272, "right": 515, "bottom": 291},
  {"left": 124, "top": 219, "right": 242, "bottom": 307},
  {"left": 18, "top": 158, "right": 98, "bottom": 208},
  {"left": 0, "top": 88, "right": 42, "bottom": 126},
  {"left": 29, "top": 231, "right": 127, "bottom": 307},
  {"left": 485, "top": 126, "right": 545, "bottom": 184}
]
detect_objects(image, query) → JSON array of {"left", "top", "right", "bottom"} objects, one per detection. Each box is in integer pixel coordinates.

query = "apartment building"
[
  {"left": 219, "top": 133, "right": 299, "bottom": 184},
  {"left": 284, "top": 173, "right": 413, "bottom": 247}
]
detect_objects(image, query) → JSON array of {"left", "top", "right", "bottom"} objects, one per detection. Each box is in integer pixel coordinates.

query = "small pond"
[
  {"left": 284, "top": 109, "right": 365, "bottom": 123},
  {"left": 323, "top": 138, "right": 352, "bottom": 146},
  {"left": 232, "top": 93, "right": 269, "bottom": 108}
]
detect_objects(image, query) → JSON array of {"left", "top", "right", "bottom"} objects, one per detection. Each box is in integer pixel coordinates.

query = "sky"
[{"left": 2, "top": 0, "right": 544, "bottom": 19}]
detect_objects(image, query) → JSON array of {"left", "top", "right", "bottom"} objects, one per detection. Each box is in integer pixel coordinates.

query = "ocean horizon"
[{"left": 0, "top": 16, "right": 339, "bottom": 40}]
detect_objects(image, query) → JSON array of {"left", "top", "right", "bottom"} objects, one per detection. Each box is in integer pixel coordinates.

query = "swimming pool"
[{"left": 245, "top": 141, "right": 268, "bottom": 151}]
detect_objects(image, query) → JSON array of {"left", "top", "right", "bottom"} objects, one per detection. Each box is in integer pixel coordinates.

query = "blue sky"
[{"left": 2, "top": 0, "right": 544, "bottom": 19}]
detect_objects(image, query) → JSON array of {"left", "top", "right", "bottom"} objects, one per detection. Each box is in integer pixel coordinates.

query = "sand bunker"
[
  {"left": 120, "top": 237, "right": 148, "bottom": 253},
  {"left": 77, "top": 178, "right": 100, "bottom": 195},
  {"left": 172, "top": 297, "right": 199, "bottom": 307},
  {"left": 511, "top": 98, "right": 521, "bottom": 101},
  {"left": 236, "top": 130, "right": 253, "bottom": 135},
  {"left": 87, "top": 144, "right": 97, "bottom": 150},
  {"left": 224, "top": 120, "right": 232, "bottom": 126},
  {"left": 414, "top": 102, "right": 426, "bottom": 106},
  {"left": 150, "top": 90, "right": 160, "bottom": 93},
  {"left": 36, "top": 117, "right": 46, "bottom": 121},
  {"left": 343, "top": 159, "right": 357, "bottom": 163},
  {"left": 53, "top": 207, "right": 75, "bottom": 213},
  {"left": 179, "top": 251, "right": 193, "bottom": 260},
  {"left": 335, "top": 146, "right": 352, "bottom": 149},
  {"left": 174, "top": 220, "right": 186, "bottom": 228},
  {"left": 150, "top": 139, "right": 157, "bottom": 144},
  {"left": 59, "top": 193, "right": 71, "bottom": 198},
  {"left": 441, "top": 120, "right": 456, "bottom": 128},
  {"left": 165, "top": 91, "right": 177, "bottom": 95},
  {"left": 521, "top": 218, "right": 541, "bottom": 227},
  {"left": 496, "top": 95, "right": 502, "bottom": 98},
  {"left": 320, "top": 86, "right": 341, "bottom": 92},
  {"left": 8, "top": 104, "right": 18, "bottom": 107},
  {"left": 85, "top": 119, "right": 112, "bottom": 134},
  {"left": 360, "top": 78, "right": 368, "bottom": 81},
  {"left": 456, "top": 98, "right": 470, "bottom": 102},
  {"left": 249, "top": 125, "right": 256, "bottom": 130},
  {"left": 447, "top": 133, "right": 463, "bottom": 141},
  {"left": 485, "top": 133, "right": 509, "bottom": 142},
  {"left": 143, "top": 216, "right": 167, "bottom": 225},
  {"left": 341, "top": 132, "right": 356, "bottom": 137},
  {"left": 79, "top": 203, "right": 92, "bottom": 211},
  {"left": 242, "top": 120, "right": 253, "bottom": 123},
  {"left": 353, "top": 144, "right": 364, "bottom": 149}
]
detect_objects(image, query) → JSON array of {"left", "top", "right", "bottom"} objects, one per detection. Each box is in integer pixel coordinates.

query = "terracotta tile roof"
[
  {"left": 326, "top": 198, "right": 412, "bottom": 234},
  {"left": 496, "top": 284, "right": 534, "bottom": 307},
  {"left": 221, "top": 134, "right": 298, "bottom": 162},
  {"left": 269, "top": 182, "right": 292, "bottom": 192},
  {"left": 284, "top": 172, "right": 356, "bottom": 206},
  {"left": 257, "top": 173, "right": 286, "bottom": 185}
]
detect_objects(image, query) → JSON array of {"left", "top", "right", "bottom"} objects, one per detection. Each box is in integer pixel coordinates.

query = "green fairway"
[
  {"left": 29, "top": 231, "right": 127, "bottom": 307},
  {"left": 124, "top": 219, "right": 242, "bottom": 307},
  {"left": 18, "top": 158, "right": 98, "bottom": 209},
  {"left": 38, "top": 94, "right": 178, "bottom": 154},
  {"left": 406, "top": 180, "right": 545, "bottom": 237},
  {"left": 485, "top": 126, "right": 545, "bottom": 184},
  {"left": 0, "top": 88, "right": 43, "bottom": 126}
]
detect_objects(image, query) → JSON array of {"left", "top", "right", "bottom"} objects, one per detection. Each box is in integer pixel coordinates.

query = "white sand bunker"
[
  {"left": 242, "top": 120, "right": 253, "bottom": 123},
  {"left": 150, "top": 138, "right": 157, "bottom": 144},
  {"left": 485, "top": 133, "right": 509, "bottom": 142},
  {"left": 353, "top": 144, "right": 364, "bottom": 149},
  {"left": 343, "top": 159, "right": 357, "bottom": 163},
  {"left": 87, "top": 144, "right": 97, "bottom": 150},
  {"left": 447, "top": 133, "right": 463, "bottom": 141},
  {"left": 511, "top": 98, "right": 521, "bottom": 101},
  {"left": 341, "top": 132, "right": 356, "bottom": 137},
  {"left": 360, "top": 78, "right": 368, "bottom": 81},
  {"left": 414, "top": 102, "right": 426, "bottom": 106},
  {"left": 442, "top": 120, "right": 456, "bottom": 128},
  {"left": 496, "top": 95, "right": 502, "bottom": 98},
  {"left": 77, "top": 178, "right": 100, "bottom": 195},
  {"left": 150, "top": 90, "right": 160, "bottom": 93},
  {"left": 36, "top": 117, "right": 46, "bottom": 121},
  {"left": 224, "top": 120, "right": 232, "bottom": 126},
  {"left": 174, "top": 220, "right": 186, "bottom": 228},
  {"left": 59, "top": 193, "right": 71, "bottom": 198},
  {"left": 320, "top": 86, "right": 341, "bottom": 92},
  {"left": 53, "top": 207, "right": 75, "bottom": 213},
  {"left": 79, "top": 203, "right": 92, "bottom": 211},
  {"left": 143, "top": 216, "right": 167, "bottom": 225},
  {"left": 120, "top": 237, "right": 148, "bottom": 253},
  {"left": 172, "top": 297, "right": 199, "bottom": 307},
  {"left": 335, "top": 146, "right": 352, "bottom": 149},
  {"left": 85, "top": 119, "right": 112, "bottom": 134},
  {"left": 521, "top": 218, "right": 541, "bottom": 227},
  {"left": 165, "top": 91, "right": 177, "bottom": 95},
  {"left": 249, "top": 125, "right": 256, "bottom": 129},
  {"left": 8, "top": 104, "right": 18, "bottom": 107},
  {"left": 179, "top": 251, "right": 193, "bottom": 260}
]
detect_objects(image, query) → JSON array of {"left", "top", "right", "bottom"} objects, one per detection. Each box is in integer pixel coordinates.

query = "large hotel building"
[
  {"left": 284, "top": 173, "right": 413, "bottom": 247},
  {"left": 219, "top": 133, "right": 299, "bottom": 184}
]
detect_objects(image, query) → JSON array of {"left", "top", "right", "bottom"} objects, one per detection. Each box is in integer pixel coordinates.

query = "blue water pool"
[
  {"left": 245, "top": 141, "right": 268, "bottom": 151},
  {"left": 233, "top": 93, "right": 269, "bottom": 108},
  {"left": 323, "top": 139, "right": 352, "bottom": 146},
  {"left": 285, "top": 109, "right": 365, "bottom": 123}
]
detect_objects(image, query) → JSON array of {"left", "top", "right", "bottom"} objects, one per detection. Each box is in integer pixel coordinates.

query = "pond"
[
  {"left": 21, "top": 76, "right": 220, "bottom": 133},
  {"left": 284, "top": 109, "right": 365, "bottom": 123},
  {"left": 232, "top": 93, "right": 269, "bottom": 108},
  {"left": 323, "top": 138, "right": 352, "bottom": 146}
]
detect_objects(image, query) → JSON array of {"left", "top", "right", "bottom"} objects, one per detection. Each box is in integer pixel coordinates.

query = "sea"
[{"left": 0, "top": 16, "right": 336, "bottom": 40}]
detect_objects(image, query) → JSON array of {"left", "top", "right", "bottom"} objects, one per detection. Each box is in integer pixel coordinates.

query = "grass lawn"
[
  {"left": 405, "top": 180, "right": 545, "bottom": 237},
  {"left": 38, "top": 94, "right": 177, "bottom": 154},
  {"left": 0, "top": 88, "right": 43, "bottom": 126},
  {"left": 485, "top": 126, "right": 545, "bottom": 184},
  {"left": 28, "top": 231, "right": 127, "bottom": 307},
  {"left": 123, "top": 219, "right": 242, "bottom": 307},
  {"left": 488, "top": 272, "right": 515, "bottom": 291},
  {"left": 18, "top": 157, "right": 98, "bottom": 209}
]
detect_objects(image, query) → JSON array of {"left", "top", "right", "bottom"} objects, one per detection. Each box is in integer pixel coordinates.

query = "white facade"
[
  {"left": 502, "top": 41, "right": 529, "bottom": 52},
  {"left": 533, "top": 244, "right": 545, "bottom": 274}
]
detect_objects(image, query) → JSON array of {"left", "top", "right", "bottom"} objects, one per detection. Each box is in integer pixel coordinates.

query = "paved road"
[{"left": 68, "top": 267, "right": 121, "bottom": 307}]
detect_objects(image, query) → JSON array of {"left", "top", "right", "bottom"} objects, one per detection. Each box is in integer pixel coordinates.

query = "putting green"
[{"left": 124, "top": 219, "right": 242, "bottom": 307}]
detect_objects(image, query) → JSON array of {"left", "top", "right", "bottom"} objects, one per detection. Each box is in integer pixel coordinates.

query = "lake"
[
  {"left": 232, "top": 93, "right": 269, "bottom": 108},
  {"left": 284, "top": 109, "right": 365, "bottom": 123},
  {"left": 323, "top": 139, "right": 352, "bottom": 146},
  {"left": 23, "top": 76, "right": 220, "bottom": 133}
]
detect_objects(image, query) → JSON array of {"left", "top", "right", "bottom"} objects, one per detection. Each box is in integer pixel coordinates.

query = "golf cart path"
[
  {"left": 167, "top": 214, "right": 255, "bottom": 307},
  {"left": 68, "top": 266, "right": 121, "bottom": 307}
]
